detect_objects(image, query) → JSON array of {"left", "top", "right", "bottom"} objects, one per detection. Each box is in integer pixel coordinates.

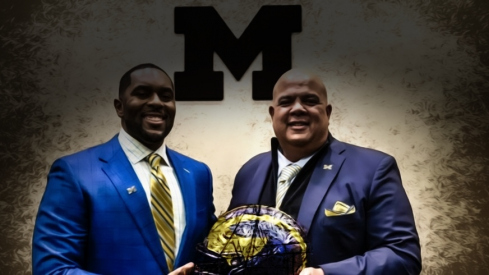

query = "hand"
[
  {"left": 169, "top": 262, "right": 194, "bottom": 275},
  {"left": 299, "top": 267, "right": 324, "bottom": 275}
]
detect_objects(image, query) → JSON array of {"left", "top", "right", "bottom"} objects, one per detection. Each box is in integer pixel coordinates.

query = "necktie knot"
[
  {"left": 147, "top": 153, "right": 163, "bottom": 168},
  {"left": 278, "top": 164, "right": 302, "bottom": 185}
]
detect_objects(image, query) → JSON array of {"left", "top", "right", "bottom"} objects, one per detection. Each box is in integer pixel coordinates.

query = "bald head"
[
  {"left": 273, "top": 68, "right": 328, "bottom": 102},
  {"left": 269, "top": 68, "right": 332, "bottom": 162}
]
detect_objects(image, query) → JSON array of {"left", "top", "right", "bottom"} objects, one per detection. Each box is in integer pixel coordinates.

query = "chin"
[
  {"left": 283, "top": 139, "right": 310, "bottom": 148},
  {"left": 285, "top": 134, "right": 310, "bottom": 144},
  {"left": 142, "top": 130, "right": 166, "bottom": 142}
]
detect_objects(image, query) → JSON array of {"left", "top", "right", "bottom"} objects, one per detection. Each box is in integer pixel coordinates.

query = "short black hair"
[{"left": 118, "top": 63, "right": 174, "bottom": 96}]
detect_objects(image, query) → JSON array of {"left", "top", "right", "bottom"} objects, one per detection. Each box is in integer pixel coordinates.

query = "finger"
[
  {"left": 182, "top": 262, "right": 194, "bottom": 275},
  {"left": 299, "top": 267, "right": 312, "bottom": 275}
]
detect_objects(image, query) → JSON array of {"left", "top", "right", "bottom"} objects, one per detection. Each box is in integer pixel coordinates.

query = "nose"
[
  {"left": 290, "top": 99, "right": 306, "bottom": 113},
  {"left": 148, "top": 93, "right": 164, "bottom": 105}
]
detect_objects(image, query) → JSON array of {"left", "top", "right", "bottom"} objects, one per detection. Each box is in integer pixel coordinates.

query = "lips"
[
  {"left": 288, "top": 120, "right": 309, "bottom": 130},
  {"left": 143, "top": 112, "right": 166, "bottom": 125},
  {"left": 288, "top": 121, "right": 308, "bottom": 125},
  {"left": 288, "top": 120, "right": 309, "bottom": 126},
  {"left": 145, "top": 115, "right": 163, "bottom": 122}
]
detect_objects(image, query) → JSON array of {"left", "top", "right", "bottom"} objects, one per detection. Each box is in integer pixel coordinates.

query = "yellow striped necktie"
[
  {"left": 276, "top": 164, "right": 302, "bottom": 209},
  {"left": 147, "top": 153, "right": 175, "bottom": 271}
]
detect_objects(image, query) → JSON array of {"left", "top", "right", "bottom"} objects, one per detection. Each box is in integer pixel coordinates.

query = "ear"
[
  {"left": 326, "top": 104, "right": 332, "bottom": 118},
  {"left": 269, "top": 105, "right": 275, "bottom": 119},
  {"left": 114, "top": 98, "right": 124, "bottom": 118}
]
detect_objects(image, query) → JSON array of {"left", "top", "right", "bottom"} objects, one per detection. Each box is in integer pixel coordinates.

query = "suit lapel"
[
  {"left": 100, "top": 137, "right": 169, "bottom": 274},
  {"left": 166, "top": 149, "right": 195, "bottom": 268},
  {"left": 297, "top": 138, "right": 346, "bottom": 232},
  {"left": 246, "top": 154, "right": 272, "bottom": 204}
]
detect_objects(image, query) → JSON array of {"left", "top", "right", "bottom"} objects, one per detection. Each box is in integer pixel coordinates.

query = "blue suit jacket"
[
  {"left": 32, "top": 135, "right": 216, "bottom": 275},
  {"left": 228, "top": 136, "right": 421, "bottom": 275}
]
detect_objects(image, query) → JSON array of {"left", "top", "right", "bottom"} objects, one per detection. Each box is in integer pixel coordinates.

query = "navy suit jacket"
[
  {"left": 32, "top": 135, "right": 216, "bottom": 275},
  {"left": 229, "top": 136, "right": 421, "bottom": 275}
]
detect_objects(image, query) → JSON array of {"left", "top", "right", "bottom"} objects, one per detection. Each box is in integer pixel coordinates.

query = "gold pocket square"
[{"left": 325, "top": 201, "right": 356, "bottom": 217}]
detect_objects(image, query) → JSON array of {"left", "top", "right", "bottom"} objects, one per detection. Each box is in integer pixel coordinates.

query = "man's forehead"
[
  {"left": 131, "top": 67, "right": 167, "bottom": 79},
  {"left": 274, "top": 79, "right": 326, "bottom": 98},
  {"left": 277, "top": 79, "right": 315, "bottom": 89},
  {"left": 129, "top": 68, "right": 173, "bottom": 88}
]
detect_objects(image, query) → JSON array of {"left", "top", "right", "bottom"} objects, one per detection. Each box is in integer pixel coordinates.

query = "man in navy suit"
[
  {"left": 32, "top": 63, "right": 216, "bottom": 275},
  {"left": 228, "top": 69, "right": 421, "bottom": 275}
]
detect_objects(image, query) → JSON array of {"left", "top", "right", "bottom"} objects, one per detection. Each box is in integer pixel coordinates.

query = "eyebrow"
[
  {"left": 276, "top": 92, "right": 319, "bottom": 99},
  {"left": 276, "top": 94, "right": 292, "bottom": 101}
]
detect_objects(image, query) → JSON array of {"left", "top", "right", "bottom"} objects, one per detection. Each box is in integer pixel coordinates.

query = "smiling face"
[
  {"left": 269, "top": 69, "right": 332, "bottom": 161},
  {"left": 114, "top": 67, "right": 176, "bottom": 150}
]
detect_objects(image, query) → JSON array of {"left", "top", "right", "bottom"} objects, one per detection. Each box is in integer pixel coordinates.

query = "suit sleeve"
[
  {"left": 32, "top": 158, "right": 99, "bottom": 275},
  {"left": 319, "top": 156, "right": 421, "bottom": 275},
  {"left": 227, "top": 164, "right": 247, "bottom": 211},
  {"left": 227, "top": 155, "right": 264, "bottom": 211},
  {"left": 205, "top": 164, "right": 217, "bottom": 227}
]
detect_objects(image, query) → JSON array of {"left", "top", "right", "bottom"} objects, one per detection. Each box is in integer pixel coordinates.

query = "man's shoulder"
[
  {"left": 241, "top": 151, "right": 271, "bottom": 168},
  {"left": 166, "top": 148, "right": 209, "bottom": 167},
  {"left": 57, "top": 135, "right": 119, "bottom": 163},
  {"left": 333, "top": 137, "right": 394, "bottom": 161},
  {"left": 233, "top": 151, "right": 271, "bottom": 183}
]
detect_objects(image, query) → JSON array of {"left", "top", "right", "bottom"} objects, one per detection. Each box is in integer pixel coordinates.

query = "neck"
[
  {"left": 144, "top": 141, "right": 164, "bottom": 151},
  {"left": 281, "top": 147, "right": 316, "bottom": 162},
  {"left": 280, "top": 138, "right": 328, "bottom": 162}
]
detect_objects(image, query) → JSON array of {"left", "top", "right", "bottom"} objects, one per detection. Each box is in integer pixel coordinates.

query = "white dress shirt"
[
  {"left": 277, "top": 150, "right": 314, "bottom": 181},
  {"left": 118, "top": 129, "right": 186, "bottom": 257}
]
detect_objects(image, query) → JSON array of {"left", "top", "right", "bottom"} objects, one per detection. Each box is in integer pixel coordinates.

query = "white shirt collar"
[
  {"left": 118, "top": 128, "right": 171, "bottom": 167},
  {"left": 277, "top": 150, "right": 315, "bottom": 176}
]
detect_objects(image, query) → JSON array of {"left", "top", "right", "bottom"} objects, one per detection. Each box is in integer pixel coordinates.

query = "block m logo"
[{"left": 174, "top": 5, "right": 302, "bottom": 100}]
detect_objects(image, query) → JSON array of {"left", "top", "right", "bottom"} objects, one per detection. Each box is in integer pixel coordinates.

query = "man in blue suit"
[
  {"left": 228, "top": 69, "right": 421, "bottom": 275},
  {"left": 32, "top": 63, "right": 216, "bottom": 275}
]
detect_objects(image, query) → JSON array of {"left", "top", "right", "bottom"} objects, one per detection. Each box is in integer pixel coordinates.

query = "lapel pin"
[
  {"left": 323, "top": 164, "right": 333, "bottom": 170},
  {"left": 127, "top": 186, "right": 137, "bottom": 194},
  {"left": 183, "top": 168, "right": 190, "bottom": 173}
]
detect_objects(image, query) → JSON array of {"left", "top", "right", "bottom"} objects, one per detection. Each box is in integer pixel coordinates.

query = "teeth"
[{"left": 146, "top": 116, "right": 163, "bottom": 121}]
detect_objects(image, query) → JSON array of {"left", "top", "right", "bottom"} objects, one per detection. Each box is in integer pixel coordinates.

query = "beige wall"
[{"left": 1, "top": 0, "right": 488, "bottom": 274}]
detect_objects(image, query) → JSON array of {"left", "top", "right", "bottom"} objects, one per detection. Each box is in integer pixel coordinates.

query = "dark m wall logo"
[{"left": 174, "top": 5, "right": 302, "bottom": 101}]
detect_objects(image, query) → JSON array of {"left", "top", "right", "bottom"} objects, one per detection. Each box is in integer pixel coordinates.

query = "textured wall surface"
[{"left": 1, "top": 0, "right": 488, "bottom": 274}]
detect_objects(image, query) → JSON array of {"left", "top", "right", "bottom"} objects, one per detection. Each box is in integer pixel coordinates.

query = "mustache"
[{"left": 142, "top": 108, "right": 168, "bottom": 118}]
